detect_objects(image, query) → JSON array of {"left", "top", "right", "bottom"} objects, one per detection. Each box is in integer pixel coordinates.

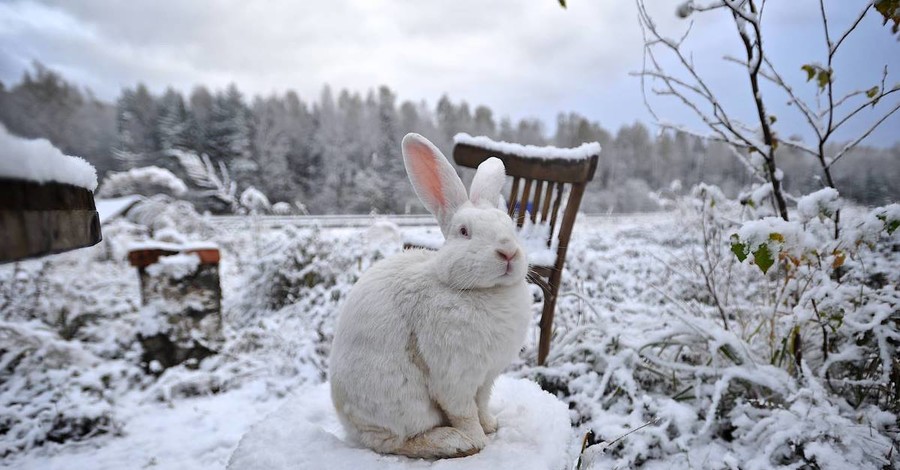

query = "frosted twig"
[{"left": 584, "top": 417, "right": 663, "bottom": 459}]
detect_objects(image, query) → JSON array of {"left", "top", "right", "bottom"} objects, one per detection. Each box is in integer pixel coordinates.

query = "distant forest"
[{"left": 1, "top": 63, "right": 897, "bottom": 214}]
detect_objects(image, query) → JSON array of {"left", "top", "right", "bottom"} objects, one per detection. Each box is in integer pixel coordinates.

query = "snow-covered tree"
[
  {"left": 155, "top": 88, "right": 189, "bottom": 151},
  {"left": 207, "top": 84, "right": 252, "bottom": 163},
  {"left": 114, "top": 84, "right": 157, "bottom": 164}
]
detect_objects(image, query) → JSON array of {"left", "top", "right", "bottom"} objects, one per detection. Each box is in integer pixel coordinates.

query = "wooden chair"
[{"left": 453, "top": 140, "right": 599, "bottom": 365}]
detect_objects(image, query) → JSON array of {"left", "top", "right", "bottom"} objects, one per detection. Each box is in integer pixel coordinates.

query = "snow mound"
[
  {"left": 454, "top": 133, "right": 600, "bottom": 161},
  {"left": 0, "top": 123, "right": 98, "bottom": 190},
  {"left": 228, "top": 377, "right": 572, "bottom": 470},
  {"left": 796, "top": 187, "right": 841, "bottom": 222}
]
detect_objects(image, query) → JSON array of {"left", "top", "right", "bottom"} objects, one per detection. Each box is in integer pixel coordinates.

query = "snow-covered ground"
[{"left": 1, "top": 201, "right": 898, "bottom": 469}]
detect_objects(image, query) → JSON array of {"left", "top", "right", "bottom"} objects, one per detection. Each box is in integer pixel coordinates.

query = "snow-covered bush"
[
  {"left": 124, "top": 194, "right": 215, "bottom": 241},
  {"left": 97, "top": 166, "right": 188, "bottom": 198},
  {"left": 0, "top": 321, "right": 142, "bottom": 457},
  {"left": 169, "top": 149, "right": 239, "bottom": 212},
  {"left": 271, "top": 201, "right": 293, "bottom": 215},
  {"left": 587, "top": 178, "right": 661, "bottom": 213},
  {"left": 510, "top": 186, "right": 899, "bottom": 469},
  {"left": 239, "top": 186, "right": 271, "bottom": 214},
  {"left": 234, "top": 226, "right": 376, "bottom": 318}
]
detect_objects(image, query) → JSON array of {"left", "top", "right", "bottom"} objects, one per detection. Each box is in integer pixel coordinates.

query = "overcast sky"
[{"left": 1, "top": 0, "right": 898, "bottom": 146}]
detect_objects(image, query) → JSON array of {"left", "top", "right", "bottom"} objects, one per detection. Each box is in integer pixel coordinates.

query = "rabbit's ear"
[
  {"left": 469, "top": 157, "right": 506, "bottom": 208},
  {"left": 402, "top": 134, "right": 468, "bottom": 235}
]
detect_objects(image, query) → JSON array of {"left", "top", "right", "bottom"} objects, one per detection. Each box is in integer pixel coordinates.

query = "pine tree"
[{"left": 156, "top": 88, "right": 189, "bottom": 151}]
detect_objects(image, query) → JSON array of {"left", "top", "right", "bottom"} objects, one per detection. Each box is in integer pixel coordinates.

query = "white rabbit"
[{"left": 329, "top": 133, "right": 531, "bottom": 459}]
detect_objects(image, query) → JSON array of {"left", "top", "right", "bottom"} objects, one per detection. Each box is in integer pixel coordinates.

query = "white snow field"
[
  {"left": 1, "top": 200, "right": 898, "bottom": 469},
  {"left": 227, "top": 377, "right": 571, "bottom": 470}
]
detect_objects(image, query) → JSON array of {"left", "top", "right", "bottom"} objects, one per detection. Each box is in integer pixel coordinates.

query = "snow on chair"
[{"left": 452, "top": 134, "right": 600, "bottom": 365}]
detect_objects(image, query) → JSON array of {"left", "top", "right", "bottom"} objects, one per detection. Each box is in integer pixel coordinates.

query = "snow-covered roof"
[
  {"left": 454, "top": 133, "right": 601, "bottom": 161},
  {"left": 95, "top": 196, "right": 143, "bottom": 224},
  {"left": 0, "top": 124, "right": 98, "bottom": 191}
]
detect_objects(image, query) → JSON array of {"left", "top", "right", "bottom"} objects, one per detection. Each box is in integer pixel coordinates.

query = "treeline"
[{"left": 1, "top": 63, "right": 897, "bottom": 214}]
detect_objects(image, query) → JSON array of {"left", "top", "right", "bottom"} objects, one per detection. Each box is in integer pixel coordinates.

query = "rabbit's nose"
[{"left": 496, "top": 248, "right": 518, "bottom": 261}]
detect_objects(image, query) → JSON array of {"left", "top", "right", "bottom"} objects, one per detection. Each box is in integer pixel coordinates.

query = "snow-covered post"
[
  {"left": 0, "top": 125, "right": 102, "bottom": 263},
  {"left": 127, "top": 242, "right": 223, "bottom": 373}
]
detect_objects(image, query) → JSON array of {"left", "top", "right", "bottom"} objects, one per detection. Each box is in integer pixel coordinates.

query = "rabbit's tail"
[{"left": 358, "top": 425, "right": 479, "bottom": 459}]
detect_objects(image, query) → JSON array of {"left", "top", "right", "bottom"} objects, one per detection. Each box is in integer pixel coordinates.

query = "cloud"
[{"left": 0, "top": 0, "right": 897, "bottom": 145}]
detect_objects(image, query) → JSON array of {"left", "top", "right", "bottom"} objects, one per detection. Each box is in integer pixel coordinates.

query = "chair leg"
[{"left": 537, "top": 283, "right": 559, "bottom": 366}]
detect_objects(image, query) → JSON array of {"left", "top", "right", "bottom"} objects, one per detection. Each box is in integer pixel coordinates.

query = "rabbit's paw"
[
  {"left": 436, "top": 427, "right": 481, "bottom": 458},
  {"left": 480, "top": 412, "right": 498, "bottom": 434},
  {"left": 458, "top": 422, "right": 488, "bottom": 450}
]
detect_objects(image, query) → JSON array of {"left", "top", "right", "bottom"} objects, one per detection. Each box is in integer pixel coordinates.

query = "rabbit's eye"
[{"left": 459, "top": 226, "right": 470, "bottom": 238}]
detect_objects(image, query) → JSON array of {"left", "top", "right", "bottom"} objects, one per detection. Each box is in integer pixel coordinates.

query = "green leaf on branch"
[
  {"left": 558, "top": 0, "right": 567, "bottom": 8},
  {"left": 768, "top": 115, "right": 777, "bottom": 124},
  {"left": 875, "top": 0, "right": 900, "bottom": 37},
  {"left": 730, "top": 235, "right": 748, "bottom": 262},
  {"left": 753, "top": 243, "right": 775, "bottom": 274},
  {"left": 816, "top": 69, "right": 832, "bottom": 90},
  {"left": 886, "top": 219, "right": 900, "bottom": 235},
  {"left": 801, "top": 64, "right": 817, "bottom": 81},
  {"left": 876, "top": 214, "right": 900, "bottom": 234},
  {"left": 866, "top": 86, "right": 880, "bottom": 98}
]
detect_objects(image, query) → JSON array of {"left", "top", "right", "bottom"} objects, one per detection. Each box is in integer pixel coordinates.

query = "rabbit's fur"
[{"left": 329, "top": 134, "right": 531, "bottom": 459}]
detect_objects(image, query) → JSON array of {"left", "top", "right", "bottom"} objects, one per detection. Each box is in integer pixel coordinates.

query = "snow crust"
[
  {"left": 0, "top": 124, "right": 98, "bottom": 190},
  {"left": 227, "top": 376, "right": 571, "bottom": 470},
  {"left": 454, "top": 133, "right": 600, "bottom": 161}
]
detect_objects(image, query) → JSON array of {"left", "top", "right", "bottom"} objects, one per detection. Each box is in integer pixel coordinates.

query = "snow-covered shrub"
[
  {"left": 239, "top": 186, "right": 271, "bottom": 214},
  {"left": 234, "top": 226, "right": 380, "bottom": 318},
  {"left": 169, "top": 149, "right": 238, "bottom": 212},
  {"left": 510, "top": 187, "right": 899, "bottom": 469},
  {"left": 0, "top": 321, "right": 143, "bottom": 457},
  {"left": 271, "top": 201, "right": 293, "bottom": 215},
  {"left": 97, "top": 166, "right": 188, "bottom": 198},
  {"left": 587, "top": 178, "right": 661, "bottom": 213},
  {"left": 0, "top": 254, "right": 139, "bottom": 344},
  {"left": 727, "top": 199, "right": 900, "bottom": 414},
  {"left": 124, "top": 194, "right": 215, "bottom": 240}
]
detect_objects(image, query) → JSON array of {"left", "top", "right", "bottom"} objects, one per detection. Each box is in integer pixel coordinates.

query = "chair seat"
[{"left": 228, "top": 377, "right": 572, "bottom": 470}]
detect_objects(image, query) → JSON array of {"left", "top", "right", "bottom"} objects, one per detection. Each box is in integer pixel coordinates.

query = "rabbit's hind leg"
[{"left": 392, "top": 426, "right": 479, "bottom": 459}]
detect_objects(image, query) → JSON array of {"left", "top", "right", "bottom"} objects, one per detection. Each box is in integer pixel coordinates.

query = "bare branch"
[
  {"left": 760, "top": 56, "right": 823, "bottom": 138},
  {"left": 636, "top": 0, "right": 760, "bottom": 151},
  {"left": 830, "top": 2, "right": 873, "bottom": 55},
  {"left": 828, "top": 100, "right": 900, "bottom": 168},
  {"left": 831, "top": 85, "right": 900, "bottom": 134}
]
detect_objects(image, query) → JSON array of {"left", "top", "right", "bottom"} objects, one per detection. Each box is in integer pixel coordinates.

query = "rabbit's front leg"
[
  {"left": 476, "top": 375, "right": 498, "bottom": 434},
  {"left": 430, "top": 385, "right": 487, "bottom": 450}
]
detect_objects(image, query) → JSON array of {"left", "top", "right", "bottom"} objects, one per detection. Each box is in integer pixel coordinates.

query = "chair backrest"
[{"left": 453, "top": 142, "right": 599, "bottom": 269}]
